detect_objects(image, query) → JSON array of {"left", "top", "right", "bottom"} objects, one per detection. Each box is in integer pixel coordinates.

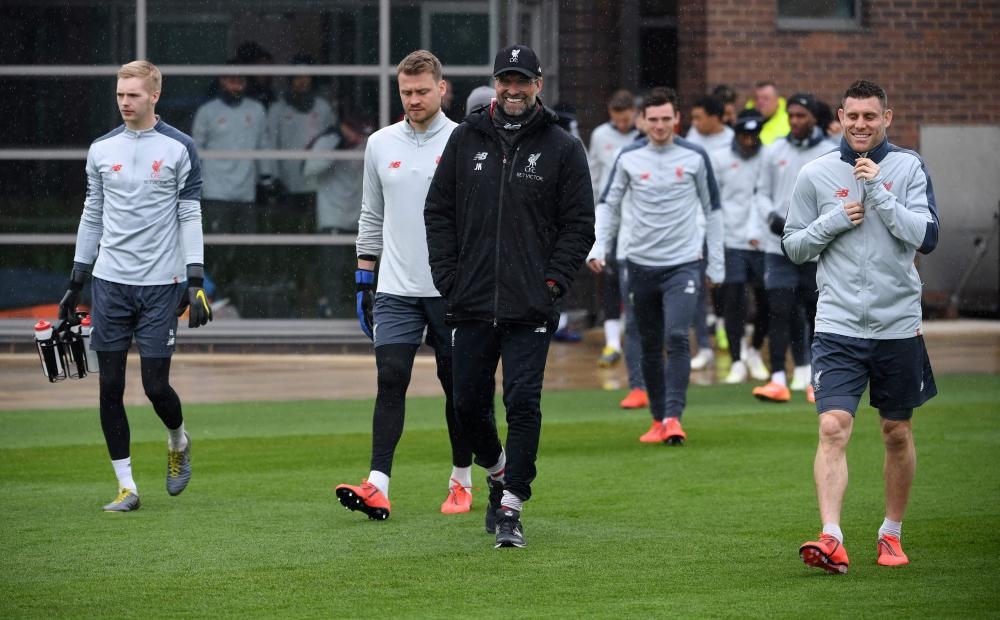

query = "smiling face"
[
  {"left": 398, "top": 70, "right": 444, "bottom": 131},
  {"left": 642, "top": 102, "right": 678, "bottom": 147},
  {"left": 494, "top": 72, "right": 542, "bottom": 117},
  {"left": 116, "top": 76, "right": 159, "bottom": 130},
  {"left": 839, "top": 96, "right": 892, "bottom": 153}
]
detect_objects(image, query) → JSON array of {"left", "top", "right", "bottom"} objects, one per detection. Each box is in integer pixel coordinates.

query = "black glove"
[
  {"left": 58, "top": 264, "right": 90, "bottom": 325},
  {"left": 356, "top": 268, "right": 375, "bottom": 340},
  {"left": 767, "top": 211, "right": 786, "bottom": 236},
  {"left": 176, "top": 264, "right": 213, "bottom": 328},
  {"left": 546, "top": 279, "right": 563, "bottom": 302}
]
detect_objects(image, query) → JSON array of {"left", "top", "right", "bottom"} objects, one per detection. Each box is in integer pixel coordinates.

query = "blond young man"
[{"left": 59, "top": 60, "right": 210, "bottom": 511}]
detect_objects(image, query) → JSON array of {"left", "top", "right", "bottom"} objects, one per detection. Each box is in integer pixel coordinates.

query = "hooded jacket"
[
  {"left": 782, "top": 137, "right": 939, "bottom": 339},
  {"left": 424, "top": 101, "right": 595, "bottom": 326}
]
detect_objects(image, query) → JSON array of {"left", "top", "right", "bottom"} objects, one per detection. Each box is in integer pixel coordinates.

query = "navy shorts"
[
  {"left": 764, "top": 252, "right": 816, "bottom": 291},
  {"left": 811, "top": 331, "right": 937, "bottom": 419},
  {"left": 373, "top": 293, "right": 451, "bottom": 351},
  {"left": 90, "top": 277, "right": 184, "bottom": 358},
  {"left": 724, "top": 248, "right": 765, "bottom": 286}
]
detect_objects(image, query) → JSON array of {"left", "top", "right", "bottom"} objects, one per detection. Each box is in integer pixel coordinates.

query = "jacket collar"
[
  {"left": 402, "top": 109, "right": 451, "bottom": 141},
  {"left": 467, "top": 97, "right": 557, "bottom": 137},
  {"left": 840, "top": 135, "right": 891, "bottom": 164}
]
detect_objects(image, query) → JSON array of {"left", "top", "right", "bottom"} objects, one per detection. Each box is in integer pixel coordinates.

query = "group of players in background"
[{"left": 57, "top": 42, "right": 939, "bottom": 570}]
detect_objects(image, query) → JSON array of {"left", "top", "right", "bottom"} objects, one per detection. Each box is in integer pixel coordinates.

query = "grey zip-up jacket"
[
  {"left": 191, "top": 96, "right": 274, "bottom": 202},
  {"left": 75, "top": 118, "right": 204, "bottom": 285},
  {"left": 712, "top": 144, "right": 765, "bottom": 251},
  {"left": 595, "top": 137, "right": 724, "bottom": 283},
  {"left": 782, "top": 137, "right": 939, "bottom": 339},
  {"left": 357, "top": 111, "right": 456, "bottom": 297},
  {"left": 752, "top": 128, "right": 837, "bottom": 255}
]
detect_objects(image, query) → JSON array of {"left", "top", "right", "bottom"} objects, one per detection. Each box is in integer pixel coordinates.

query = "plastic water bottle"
[
  {"left": 80, "top": 315, "right": 99, "bottom": 373},
  {"left": 65, "top": 322, "right": 88, "bottom": 379},
  {"left": 34, "top": 320, "right": 66, "bottom": 382}
]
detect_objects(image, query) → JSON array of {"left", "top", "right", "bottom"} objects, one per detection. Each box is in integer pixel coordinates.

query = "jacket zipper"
[
  {"left": 856, "top": 150, "right": 869, "bottom": 336},
  {"left": 494, "top": 145, "right": 520, "bottom": 327}
]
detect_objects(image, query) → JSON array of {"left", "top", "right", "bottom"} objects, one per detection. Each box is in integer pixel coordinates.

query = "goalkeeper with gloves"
[
  {"left": 59, "top": 60, "right": 210, "bottom": 513},
  {"left": 335, "top": 50, "right": 481, "bottom": 521}
]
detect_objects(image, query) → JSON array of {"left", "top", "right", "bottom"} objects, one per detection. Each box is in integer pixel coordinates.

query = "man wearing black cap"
[
  {"left": 751, "top": 93, "right": 837, "bottom": 404},
  {"left": 424, "top": 44, "right": 595, "bottom": 548},
  {"left": 712, "top": 110, "right": 771, "bottom": 384}
]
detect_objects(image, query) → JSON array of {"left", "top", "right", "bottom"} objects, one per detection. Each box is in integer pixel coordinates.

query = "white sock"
[
  {"left": 604, "top": 319, "right": 622, "bottom": 351},
  {"left": 822, "top": 523, "right": 844, "bottom": 544},
  {"left": 367, "top": 470, "right": 390, "bottom": 499},
  {"left": 879, "top": 518, "right": 902, "bottom": 539},
  {"left": 558, "top": 312, "right": 569, "bottom": 330},
  {"left": 794, "top": 365, "right": 811, "bottom": 385},
  {"left": 771, "top": 371, "right": 787, "bottom": 386},
  {"left": 111, "top": 457, "right": 137, "bottom": 493},
  {"left": 501, "top": 490, "right": 524, "bottom": 512},
  {"left": 487, "top": 451, "right": 506, "bottom": 481},
  {"left": 167, "top": 422, "right": 187, "bottom": 451},
  {"left": 450, "top": 466, "right": 472, "bottom": 490}
]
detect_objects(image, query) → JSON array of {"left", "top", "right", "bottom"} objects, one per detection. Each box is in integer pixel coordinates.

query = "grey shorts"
[
  {"left": 373, "top": 293, "right": 451, "bottom": 351},
  {"left": 812, "top": 331, "right": 937, "bottom": 418},
  {"left": 724, "top": 248, "right": 766, "bottom": 286},
  {"left": 764, "top": 252, "right": 817, "bottom": 291},
  {"left": 90, "top": 277, "right": 184, "bottom": 358}
]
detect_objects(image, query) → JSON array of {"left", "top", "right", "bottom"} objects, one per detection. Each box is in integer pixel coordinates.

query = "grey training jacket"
[{"left": 782, "top": 137, "right": 939, "bottom": 340}]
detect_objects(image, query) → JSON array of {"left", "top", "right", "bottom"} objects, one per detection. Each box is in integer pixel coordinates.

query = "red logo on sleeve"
[
  {"left": 111, "top": 164, "right": 123, "bottom": 172},
  {"left": 435, "top": 156, "right": 441, "bottom": 165},
  {"left": 640, "top": 172, "right": 651, "bottom": 181},
  {"left": 675, "top": 166, "right": 684, "bottom": 179},
  {"left": 883, "top": 181, "right": 893, "bottom": 191},
  {"left": 389, "top": 161, "right": 402, "bottom": 169},
  {"left": 834, "top": 188, "right": 849, "bottom": 198}
]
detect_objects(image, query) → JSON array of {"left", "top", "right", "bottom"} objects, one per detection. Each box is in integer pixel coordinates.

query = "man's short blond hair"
[
  {"left": 396, "top": 50, "right": 442, "bottom": 82},
  {"left": 118, "top": 60, "right": 162, "bottom": 93}
]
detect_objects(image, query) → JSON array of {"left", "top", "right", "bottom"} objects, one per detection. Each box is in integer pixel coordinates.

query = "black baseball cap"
[
  {"left": 493, "top": 44, "right": 542, "bottom": 78},
  {"left": 734, "top": 109, "right": 765, "bottom": 134},
  {"left": 787, "top": 93, "right": 819, "bottom": 119}
]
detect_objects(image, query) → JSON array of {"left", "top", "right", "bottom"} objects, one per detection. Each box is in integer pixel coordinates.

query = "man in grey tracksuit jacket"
[
  {"left": 592, "top": 87, "right": 724, "bottom": 445},
  {"left": 751, "top": 94, "right": 837, "bottom": 402},
  {"left": 784, "top": 80, "right": 938, "bottom": 573}
]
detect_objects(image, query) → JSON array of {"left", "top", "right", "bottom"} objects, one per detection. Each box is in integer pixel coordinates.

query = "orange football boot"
[
  {"left": 799, "top": 533, "right": 849, "bottom": 574},
  {"left": 662, "top": 417, "right": 687, "bottom": 446},
  {"left": 639, "top": 420, "right": 667, "bottom": 443},
  {"left": 440, "top": 479, "right": 473, "bottom": 514},
  {"left": 753, "top": 382, "right": 792, "bottom": 402},
  {"left": 620, "top": 388, "right": 649, "bottom": 409},
  {"left": 877, "top": 534, "right": 909, "bottom": 566},
  {"left": 335, "top": 479, "right": 391, "bottom": 520}
]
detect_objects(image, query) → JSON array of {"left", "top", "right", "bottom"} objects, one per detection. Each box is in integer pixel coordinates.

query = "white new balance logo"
[{"left": 474, "top": 152, "right": 488, "bottom": 161}]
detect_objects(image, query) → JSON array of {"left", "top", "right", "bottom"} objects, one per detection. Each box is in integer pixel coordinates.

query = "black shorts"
[
  {"left": 811, "top": 331, "right": 937, "bottom": 418},
  {"left": 90, "top": 278, "right": 184, "bottom": 358}
]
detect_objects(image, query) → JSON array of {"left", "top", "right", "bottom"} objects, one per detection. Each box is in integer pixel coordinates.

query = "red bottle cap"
[
  {"left": 81, "top": 315, "right": 92, "bottom": 326},
  {"left": 34, "top": 320, "right": 52, "bottom": 331}
]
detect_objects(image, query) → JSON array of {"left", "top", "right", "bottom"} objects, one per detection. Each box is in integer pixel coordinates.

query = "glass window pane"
[
  {"left": 778, "top": 0, "right": 856, "bottom": 19},
  {"left": 0, "top": 3, "right": 126, "bottom": 65},
  {"left": 146, "top": 1, "right": 380, "bottom": 66}
]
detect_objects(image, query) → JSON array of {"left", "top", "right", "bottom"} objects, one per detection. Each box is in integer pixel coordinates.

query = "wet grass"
[{"left": 1, "top": 374, "right": 998, "bottom": 618}]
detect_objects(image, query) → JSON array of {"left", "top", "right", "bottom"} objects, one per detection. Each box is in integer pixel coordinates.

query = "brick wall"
[
  {"left": 700, "top": 0, "right": 1000, "bottom": 149},
  {"left": 562, "top": 0, "right": 999, "bottom": 150}
]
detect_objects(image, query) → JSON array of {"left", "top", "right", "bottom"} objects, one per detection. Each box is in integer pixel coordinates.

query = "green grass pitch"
[{"left": 1, "top": 374, "right": 998, "bottom": 618}]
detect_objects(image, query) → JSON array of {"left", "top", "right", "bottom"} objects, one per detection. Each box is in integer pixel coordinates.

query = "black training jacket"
[{"left": 424, "top": 102, "right": 595, "bottom": 326}]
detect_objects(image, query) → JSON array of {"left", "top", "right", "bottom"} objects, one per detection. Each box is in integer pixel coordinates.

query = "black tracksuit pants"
[{"left": 451, "top": 320, "right": 553, "bottom": 503}]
